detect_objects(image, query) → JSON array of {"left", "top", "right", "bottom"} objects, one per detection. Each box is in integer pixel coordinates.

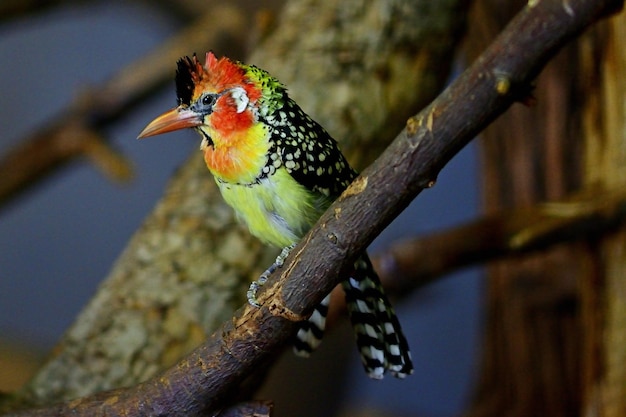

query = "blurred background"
[{"left": 0, "top": 2, "right": 481, "bottom": 416}]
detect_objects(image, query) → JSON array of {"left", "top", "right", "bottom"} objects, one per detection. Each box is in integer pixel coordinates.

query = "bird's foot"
[{"left": 247, "top": 243, "right": 296, "bottom": 307}]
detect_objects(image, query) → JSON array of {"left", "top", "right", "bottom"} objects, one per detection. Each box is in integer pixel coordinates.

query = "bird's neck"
[{"left": 201, "top": 122, "right": 270, "bottom": 184}]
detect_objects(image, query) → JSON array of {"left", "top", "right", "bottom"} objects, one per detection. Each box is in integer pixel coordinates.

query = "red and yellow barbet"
[{"left": 139, "top": 52, "right": 413, "bottom": 379}]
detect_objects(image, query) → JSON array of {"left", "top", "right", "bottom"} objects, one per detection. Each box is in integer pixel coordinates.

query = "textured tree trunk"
[{"left": 465, "top": 1, "right": 626, "bottom": 416}]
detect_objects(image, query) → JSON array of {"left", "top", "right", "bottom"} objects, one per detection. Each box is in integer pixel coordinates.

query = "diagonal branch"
[{"left": 3, "top": 0, "right": 622, "bottom": 416}]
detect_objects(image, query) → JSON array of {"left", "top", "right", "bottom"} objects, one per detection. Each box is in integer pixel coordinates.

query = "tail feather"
[
  {"left": 293, "top": 294, "right": 330, "bottom": 357},
  {"left": 292, "top": 254, "right": 412, "bottom": 379},
  {"left": 342, "top": 255, "right": 413, "bottom": 379}
]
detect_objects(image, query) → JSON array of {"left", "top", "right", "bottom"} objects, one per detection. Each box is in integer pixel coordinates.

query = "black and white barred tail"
[
  {"left": 293, "top": 255, "right": 413, "bottom": 379},
  {"left": 292, "top": 295, "right": 330, "bottom": 356}
]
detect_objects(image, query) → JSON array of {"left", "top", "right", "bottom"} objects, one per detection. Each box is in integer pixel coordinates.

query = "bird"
[{"left": 138, "top": 52, "right": 412, "bottom": 379}]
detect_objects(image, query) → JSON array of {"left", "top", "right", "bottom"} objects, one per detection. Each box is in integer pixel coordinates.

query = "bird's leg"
[{"left": 247, "top": 243, "right": 296, "bottom": 307}]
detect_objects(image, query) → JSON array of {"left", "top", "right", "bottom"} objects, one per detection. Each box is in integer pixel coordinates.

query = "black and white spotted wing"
[{"left": 261, "top": 96, "right": 357, "bottom": 199}]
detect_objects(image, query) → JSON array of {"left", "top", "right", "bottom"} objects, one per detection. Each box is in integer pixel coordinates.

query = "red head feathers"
[{"left": 175, "top": 52, "right": 261, "bottom": 107}]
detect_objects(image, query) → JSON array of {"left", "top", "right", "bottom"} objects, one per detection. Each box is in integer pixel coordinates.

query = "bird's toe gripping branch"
[{"left": 247, "top": 243, "right": 297, "bottom": 307}]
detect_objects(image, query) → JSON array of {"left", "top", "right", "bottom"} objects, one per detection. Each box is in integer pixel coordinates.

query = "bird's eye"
[
  {"left": 193, "top": 93, "right": 218, "bottom": 115},
  {"left": 202, "top": 94, "right": 216, "bottom": 107}
]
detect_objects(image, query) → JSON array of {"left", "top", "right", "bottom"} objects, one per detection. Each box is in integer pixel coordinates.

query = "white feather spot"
[
  {"left": 309, "top": 309, "right": 326, "bottom": 328},
  {"left": 362, "top": 345, "right": 385, "bottom": 364},
  {"left": 356, "top": 299, "right": 369, "bottom": 313},
  {"left": 364, "top": 323, "right": 378, "bottom": 338},
  {"left": 368, "top": 368, "right": 384, "bottom": 380},
  {"left": 384, "top": 322, "right": 395, "bottom": 334},
  {"left": 229, "top": 87, "right": 249, "bottom": 113}
]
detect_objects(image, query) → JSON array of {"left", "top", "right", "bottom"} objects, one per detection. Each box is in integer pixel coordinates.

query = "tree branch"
[
  {"left": 3, "top": 0, "right": 622, "bottom": 416},
  {"left": 373, "top": 187, "right": 626, "bottom": 292}
]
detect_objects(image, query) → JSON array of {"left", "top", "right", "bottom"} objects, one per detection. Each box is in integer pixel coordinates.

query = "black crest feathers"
[{"left": 175, "top": 55, "right": 200, "bottom": 106}]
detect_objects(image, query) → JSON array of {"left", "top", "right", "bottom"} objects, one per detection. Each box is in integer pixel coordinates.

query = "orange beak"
[{"left": 137, "top": 107, "right": 203, "bottom": 139}]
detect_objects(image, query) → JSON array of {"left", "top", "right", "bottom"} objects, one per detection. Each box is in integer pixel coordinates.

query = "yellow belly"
[{"left": 217, "top": 168, "right": 330, "bottom": 248}]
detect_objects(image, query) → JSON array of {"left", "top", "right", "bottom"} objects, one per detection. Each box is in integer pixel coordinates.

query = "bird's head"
[{"left": 138, "top": 52, "right": 264, "bottom": 149}]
